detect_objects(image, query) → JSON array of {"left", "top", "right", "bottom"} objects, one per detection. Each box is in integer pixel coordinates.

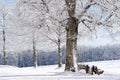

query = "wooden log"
[
  {"left": 78, "top": 64, "right": 104, "bottom": 75},
  {"left": 91, "top": 65, "right": 94, "bottom": 75},
  {"left": 78, "top": 64, "right": 90, "bottom": 73},
  {"left": 90, "top": 65, "right": 104, "bottom": 75},
  {"left": 85, "top": 65, "right": 89, "bottom": 73}
]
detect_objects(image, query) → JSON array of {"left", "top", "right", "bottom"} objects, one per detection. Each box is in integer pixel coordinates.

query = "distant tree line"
[
  {"left": 0, "top": 44, "right": 120, "bottom": 67},
  {"left": 78, "top": 44, "right": 120, "bottom": 62}
]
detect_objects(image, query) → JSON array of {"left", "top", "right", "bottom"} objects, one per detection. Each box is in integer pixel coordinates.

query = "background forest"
[{"left": 0, "top": 44, "right": 120, "bottom": 67}]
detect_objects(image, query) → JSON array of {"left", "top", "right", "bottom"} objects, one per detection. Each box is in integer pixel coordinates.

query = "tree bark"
[
  {"left": 58, "top": 38, "right": 62, "bottom": 67},
  {"left": 3, "top": 28, "right": 7, "bottom": 65},
  {"left": 64, "top": 0, "right": 79, "bottom": 72},
  {"left": 33, "top": 36, "right": 38, "bottom": 67},
  {"left": 65, "top": 17, "right": 79, "bottom": 71},
  {"left": 2, "top": 14, "right": 7, "bottom": 65}
]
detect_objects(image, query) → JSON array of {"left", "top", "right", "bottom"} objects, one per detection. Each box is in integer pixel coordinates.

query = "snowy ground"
[{"left": 0, "top": 60, "right": 120, "bottom": 80}]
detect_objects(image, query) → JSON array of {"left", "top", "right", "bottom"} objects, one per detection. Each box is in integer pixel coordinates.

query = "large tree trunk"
[
  {"left": 64, "top": 0, "right": 79, "bottom": 72},
  {"left": 58, "top": 38, "right": 62, "bottom": 67},
  {"left": 65, "top": 17, "right": 79, "bottom": 71}
]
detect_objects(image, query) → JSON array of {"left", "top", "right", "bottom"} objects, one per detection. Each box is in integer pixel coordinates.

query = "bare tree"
[
  {"left": 0, "top": 3, "right": 9, "bottom": 65},
  {"left": 2, "top": 13, "right": 7, "bottom": 65},
  {"left": 44, "top": 21, "right": 65, "bottom": 67},
  {"left": 32, "top": 29, "right": 39, "bottom": 67},
  {"left": 15, "top": 0, "right": 50, "bottom": 67},
  {"left": 64, "top": 0, "right": 120, "bottom": 72}
]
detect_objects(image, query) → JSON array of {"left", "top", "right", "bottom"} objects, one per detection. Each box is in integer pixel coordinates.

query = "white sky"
[{"left": 0, "top": 0, "right": 119, "bottom": 52}]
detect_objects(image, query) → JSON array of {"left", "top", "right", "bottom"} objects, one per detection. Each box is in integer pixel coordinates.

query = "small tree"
[
  {"left": 16, "top": 0, "right": 50, "bottom": 67},
  {"left": 0, "top": 3, "right": 10, "bottom": 65},
  {"left": 45, "top": 22, "right": 65, "bottom": 67},
  {"left": 32, "top": 29, "right": 38, "bottom": 67}
]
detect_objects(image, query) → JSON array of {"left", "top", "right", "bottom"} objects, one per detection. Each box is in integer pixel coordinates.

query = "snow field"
[{"left": 0, "top": 60, "right": 120, "bottom": 80}]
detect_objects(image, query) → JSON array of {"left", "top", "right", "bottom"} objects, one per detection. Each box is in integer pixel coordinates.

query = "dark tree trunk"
[
  {"left": 3, "top": 28, "right": 7, "bottom": 65},
  {"left": 65, "top": 17, "right": 79, "bottom": 71},
  {"left": 58, "top": 38, "right": 62, "bottom": 67},
  {"left": 2, "top": 15, "right": 7, "bottom": 65},
  {"left": 33, "top": 37, "right": 38, "bottom": 67},
  {"left": 64, "top": 0, "right": 79, "bottom": 72}
]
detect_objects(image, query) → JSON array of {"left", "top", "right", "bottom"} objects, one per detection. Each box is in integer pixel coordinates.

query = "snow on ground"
[{"left": 0, "top": 60, "right": 120, "bottom": 80}]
